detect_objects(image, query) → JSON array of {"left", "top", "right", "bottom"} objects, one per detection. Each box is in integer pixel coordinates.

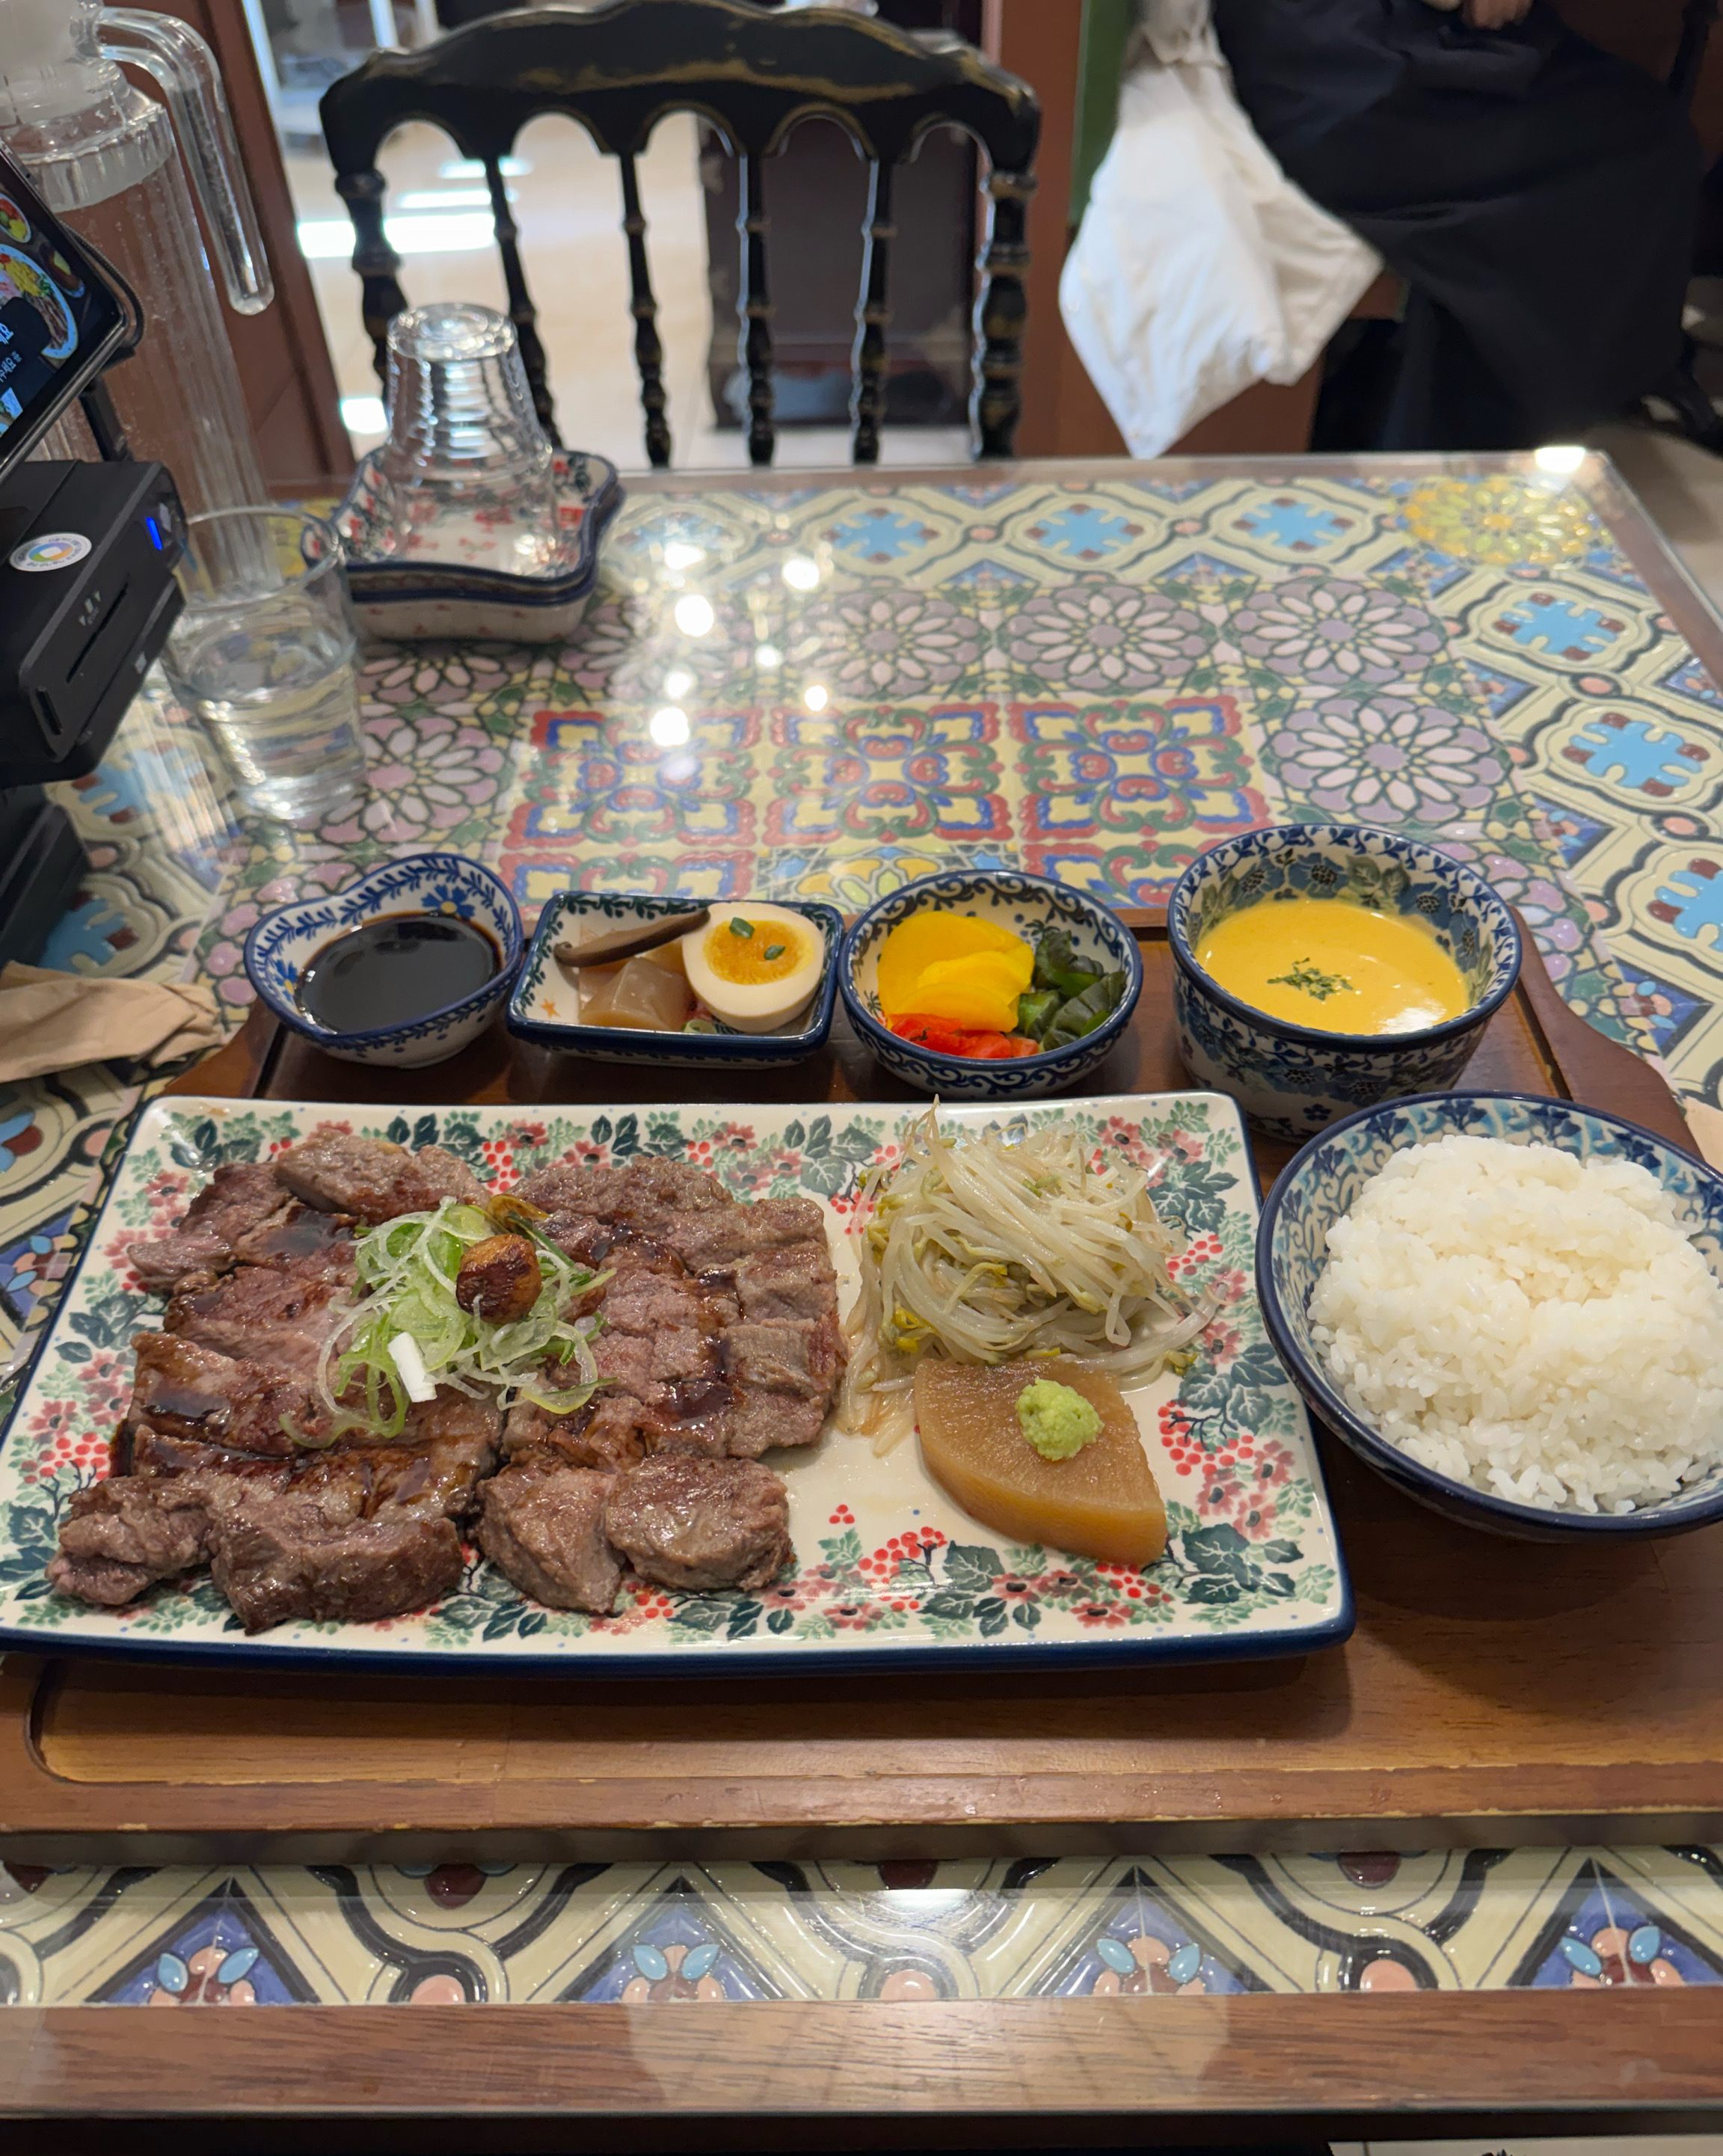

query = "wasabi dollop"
[{"left": 1015, "top": 1377, "right": 1102, "bottom": 1461}]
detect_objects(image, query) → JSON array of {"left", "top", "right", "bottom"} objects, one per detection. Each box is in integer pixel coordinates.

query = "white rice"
[{"left": 1308, "top": 1132, "right": 1723, "bottom": 1513}]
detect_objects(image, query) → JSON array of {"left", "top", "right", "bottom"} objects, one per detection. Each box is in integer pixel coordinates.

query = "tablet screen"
[{"left": 0, "top": 151, "right": 126, "bottom": 464}]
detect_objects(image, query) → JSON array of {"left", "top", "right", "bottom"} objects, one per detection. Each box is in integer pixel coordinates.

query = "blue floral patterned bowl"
[
  {"left": 1168, "top": 824, "right": 1522, "bottom": 1140},
  {"left": 245, "top": 850, "right": 523, "bottom": 1068},
  {"left": 509, "top": 889, "right": 842, "bottom": 1069},
  {"left": 1259, "top": 1090, "right": 1723, "bottom": 1543},
  {"left": 841, "top": 869, "right": 1143, "bottom": 1102}
]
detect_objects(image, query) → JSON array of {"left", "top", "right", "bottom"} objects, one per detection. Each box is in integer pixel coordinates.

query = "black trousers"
[{"left": 1211, "top": 0, "right": 1701, "bottom": 449}]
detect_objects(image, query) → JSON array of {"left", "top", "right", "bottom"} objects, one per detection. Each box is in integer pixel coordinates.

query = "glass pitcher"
[{"left": 0, "top": 0, "right": 274, "bottom": 516}]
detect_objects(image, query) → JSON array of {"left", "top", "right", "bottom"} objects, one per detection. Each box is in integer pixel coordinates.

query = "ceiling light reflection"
[
  {"left": 673, "top": 594, "right": 715, "bottom": 637},
  {"left": 803, "top": 683, "right": 829, "bottom": 712},
  {"left": 650, "top": 705, "right": 690, "bottom": 746},
  {"left": 755, "top": 642, "right": 782, "bottom": 670},
  {"left": 663, "top": 542, "right": 706, "bottom": 571},
  {"left": 781, "top": 555, "right": 820, "bottom": 592}
]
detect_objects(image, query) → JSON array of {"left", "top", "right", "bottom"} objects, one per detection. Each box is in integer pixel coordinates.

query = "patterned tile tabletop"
[
  {"left": 2, "top": 452, "right": 1722, "bottom": 2011},
  {"left": 2, "top": 1849, "right": 1722, "bottom": 2007}
]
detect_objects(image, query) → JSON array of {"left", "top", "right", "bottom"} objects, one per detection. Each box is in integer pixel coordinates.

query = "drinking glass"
[
  {"left": 374, "top": 301, "right": 565, "bottom": 577},
  {"left": 164, "top": 506, "right": 368, "bottom": 826}
]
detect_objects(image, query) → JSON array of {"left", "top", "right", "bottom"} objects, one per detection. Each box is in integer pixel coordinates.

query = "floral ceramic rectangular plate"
[{"left": 0, "top": 1093, "right": 1351, "bottom": 1674}]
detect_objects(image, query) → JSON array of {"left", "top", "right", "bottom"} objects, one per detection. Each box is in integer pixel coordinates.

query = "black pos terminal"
[{"left": 0, "top": 143, "right": 186, "bottom": 963}]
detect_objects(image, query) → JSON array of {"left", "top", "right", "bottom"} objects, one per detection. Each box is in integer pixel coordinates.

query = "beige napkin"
[
  {"left": 1682, "top": 1098, "right": 1723, "bottom": 1173},
  {"left": 0, "top": 961, "right": 226, "bottom": 1081}
]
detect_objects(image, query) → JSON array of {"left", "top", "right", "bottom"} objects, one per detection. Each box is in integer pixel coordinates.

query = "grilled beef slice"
[
  {"left": 724, "top": 1313, "right": 846, "bottom": 1457},
  {"left": 126, "top": 1161, "right": 289, "bottom": 1292},
  {"left": 518, "top": 1156, "right": 732, "bottom": 1232},
  {"left": 529, "top": 1161, "right": 841, "bottom": 1459},
  {"left": 165, "top": 1266, "right": 353, "bottom": 1383},
  {"left": 659, "top": 1195, "right": 829, "bottom": 1273},
  {"left": 274, "top": 1128, "right": 487, "bottom": 1224},
  {"left": 503, "top": 1393, "right": 647, "bottom": 1472},
  {"left": 209, "top": 1488, "right": 463, "bottom": 1633},
  {"left": 132, "top": 1391, "right": 499, "bottom": 1523},
  {"left": 478, "top": 1463, "right": 622, "bottom": 1612},
  {"left": 230, "top": 1202, "right": 358, "bottom": 1286},
  {"left": 661, "top": 1198, "right": 843, "bottom": 1451},
  {"left": 603, "top": 1455, "right": 791, "bottom": 1593},
  {"left": 46, "top": 1475, "right": 221, "bottom": 1606},
  {"left": 55, "top": 1380, "right": 500, "bottom": 1612},
  {"left": 129, "top": 1425, "right": 296, "bottom": 1485},
  {"left": 729, "top": 1242, "right": 841, "bottom": 1324},
  {"left": 367, "top": 1392, "right": 501, "bottom": 1519},
  {"left": 129, "top": 1333, "right": 331, "bottom": 1455}
]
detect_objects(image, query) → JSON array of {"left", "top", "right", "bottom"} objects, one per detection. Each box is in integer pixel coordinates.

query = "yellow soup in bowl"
[{"left": 1195, "top": 897, "right": 1468, "bottom": 1036}]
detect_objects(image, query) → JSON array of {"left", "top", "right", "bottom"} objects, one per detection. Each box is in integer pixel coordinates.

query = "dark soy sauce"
[{"left": 299, "top": 914, "right": 500, "bottom": 1032}]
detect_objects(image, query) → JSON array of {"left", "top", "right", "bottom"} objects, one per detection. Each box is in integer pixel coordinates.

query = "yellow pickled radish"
[
  {"left": 906, "top": 949, "right": 1032, "bottom": 1030},
  {"left": 876, "top": 911, "right": 1029, "bottom": 1016}
]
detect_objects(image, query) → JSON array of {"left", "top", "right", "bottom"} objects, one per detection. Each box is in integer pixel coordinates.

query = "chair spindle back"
[{"left": 321, "top": 0, "right": 1039, "bottom": 467}]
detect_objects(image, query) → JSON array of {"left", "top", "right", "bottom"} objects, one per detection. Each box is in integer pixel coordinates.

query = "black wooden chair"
[
  {"left": 319, "top": 0, "right": 1039, "bottom": 467},
  {"left": 1651, "top": 0, "right": 1723, "bottom": 450}
]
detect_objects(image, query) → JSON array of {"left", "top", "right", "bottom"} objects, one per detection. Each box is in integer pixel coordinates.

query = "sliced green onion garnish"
[{"left": 316, "top": 1197, "right": 607, "bottom": 1437}]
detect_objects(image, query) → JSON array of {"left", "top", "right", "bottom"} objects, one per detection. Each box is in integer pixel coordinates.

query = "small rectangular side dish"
[
  {"left": 508, "top": 891, "right": 843, "bottom": 1069},
  {"left": 0, "top": 1093, "right": 1349, "bottom": 1674}
]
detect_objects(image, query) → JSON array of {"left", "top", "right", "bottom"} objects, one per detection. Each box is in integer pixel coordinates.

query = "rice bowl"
[
  {"left": 1308, "top": 1133, "right": 1723, "bottom": 1513},
  {"left": 1256, "top": 1092, "right": 1723, "bottom": 1542}
]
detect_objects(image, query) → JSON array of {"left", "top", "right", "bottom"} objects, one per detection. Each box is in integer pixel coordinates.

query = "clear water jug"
[{"left": 0, "top": 0, "right": 274, "bottom": 515}]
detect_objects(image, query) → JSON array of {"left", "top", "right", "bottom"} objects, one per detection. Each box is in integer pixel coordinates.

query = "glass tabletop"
[{"left": 2, "top": 450, "right": 1722, "bottom": 2017}]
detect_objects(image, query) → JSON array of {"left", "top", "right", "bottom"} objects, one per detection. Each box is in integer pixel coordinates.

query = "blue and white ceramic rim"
[
  {"left": 839, "top": 867, "right": 1144, "bottom": 1075},
  {"left": 1256, "top": 1087, "right": 1723, "bottom": 1538},
  {"left": 243, "top": 851, "right": 524, "bottom": 1048},
  {"left": 1167, "top": 823, "right": 1523, "bottom": 1052}
]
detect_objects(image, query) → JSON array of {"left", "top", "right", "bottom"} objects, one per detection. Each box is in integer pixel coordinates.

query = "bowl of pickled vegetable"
[{"left": 841, "top": 870, "right": 1141, "bottom": 1099}]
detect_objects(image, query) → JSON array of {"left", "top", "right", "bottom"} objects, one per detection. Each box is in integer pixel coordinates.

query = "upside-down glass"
[
  {"left": 373, "top": 301, "right": 567, "bottom": 576},
  {"left": 163, "top": 506, "right": 368, "bottom": 826}
]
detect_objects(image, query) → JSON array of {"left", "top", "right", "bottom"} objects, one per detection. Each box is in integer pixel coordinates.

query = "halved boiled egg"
[{"left": 681, "top": 903, "right": 823, "bottom": 1033}]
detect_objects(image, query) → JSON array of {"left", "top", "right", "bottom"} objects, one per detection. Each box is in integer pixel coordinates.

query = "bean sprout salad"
[{"left": 839, "top": 1108, "right": 1216, "bottom": 1452}]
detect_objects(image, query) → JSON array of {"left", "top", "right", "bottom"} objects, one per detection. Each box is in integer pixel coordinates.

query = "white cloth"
[{"left": 1060, "top": 2, "right": 1383, "bottom": 456}]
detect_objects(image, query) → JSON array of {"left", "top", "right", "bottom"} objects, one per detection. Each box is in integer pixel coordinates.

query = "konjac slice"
[
  {"left": 914, "top": 1359, "right": 1167, "bottom": 1566},
  {"left": 579, "top": 952, "right": 692, "bottom": 1030}
]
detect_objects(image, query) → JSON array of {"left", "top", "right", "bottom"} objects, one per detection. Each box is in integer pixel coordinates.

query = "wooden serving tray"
[{"left": 0, "top": 910, "right": 1716, "bottom": 1862}]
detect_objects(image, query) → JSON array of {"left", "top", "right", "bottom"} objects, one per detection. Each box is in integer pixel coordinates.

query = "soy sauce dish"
[{"left": 244, "top": 853, "right": 523, "bottom": 1067}]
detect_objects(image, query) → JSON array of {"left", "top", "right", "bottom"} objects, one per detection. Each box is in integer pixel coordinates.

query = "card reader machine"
[{"left": 0, "top": 144, "right": 187, "bottom": 963}]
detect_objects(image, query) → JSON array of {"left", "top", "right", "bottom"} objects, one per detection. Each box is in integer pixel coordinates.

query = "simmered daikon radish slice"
[
  {"left": 579, "top": 952, "right": 692, "bottom": 1031},
  {"left": 914, "top": 1359, "right": 1166, "bottom": 1567}
]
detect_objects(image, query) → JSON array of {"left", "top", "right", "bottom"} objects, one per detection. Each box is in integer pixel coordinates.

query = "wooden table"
[
  {"left": 8, "top": 453, "right": 1723, "bottom": 2136},
  {"left": 5, "top": 1991, "right": 1723, "bottom": 2146}
]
